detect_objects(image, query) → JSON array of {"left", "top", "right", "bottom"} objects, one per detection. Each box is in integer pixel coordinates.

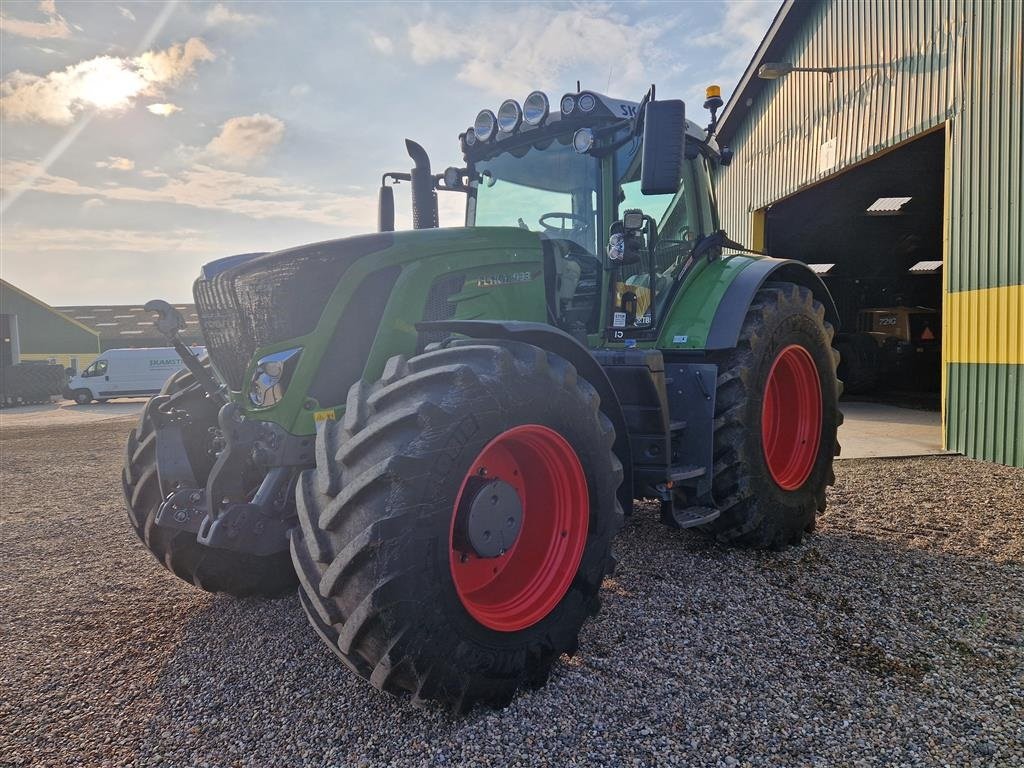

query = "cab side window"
[{"left": 84, "top": 359, "right": 107, "bottom": 378}]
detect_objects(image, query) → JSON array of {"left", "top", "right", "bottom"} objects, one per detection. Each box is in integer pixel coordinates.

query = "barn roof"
[{"left": 56, "top": 304, "right": 204, "bottom": 347}]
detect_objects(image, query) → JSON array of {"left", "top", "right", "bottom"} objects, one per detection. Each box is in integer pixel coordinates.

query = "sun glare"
[{"left": 74, "top": 57, "right": 147, "bottom": 111}]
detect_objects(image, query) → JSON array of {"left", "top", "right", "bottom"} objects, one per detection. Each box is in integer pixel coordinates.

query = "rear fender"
[
  {"left": 417, "top": 319, "right": 634, "bottom": 517},
  {"left": 706, "top": 258, "right": 841, "bottom": 349}
]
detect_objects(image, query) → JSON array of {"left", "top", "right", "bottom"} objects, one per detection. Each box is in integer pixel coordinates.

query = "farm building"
[
  {"left": 714, "top": 0, "right": 1022, "bottom": 467},
  {"left": 0, "top": 279, "right": 100, "bottom": 371}
]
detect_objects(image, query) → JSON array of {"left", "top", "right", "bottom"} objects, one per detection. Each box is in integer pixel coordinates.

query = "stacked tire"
[{"left": 0, "top": 363, "right": 66, "bottom": 407}]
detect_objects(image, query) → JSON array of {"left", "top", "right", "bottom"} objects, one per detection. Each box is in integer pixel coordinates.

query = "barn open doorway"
[{"left": 764, "top": 128, "right": 945, "bottom": 409}]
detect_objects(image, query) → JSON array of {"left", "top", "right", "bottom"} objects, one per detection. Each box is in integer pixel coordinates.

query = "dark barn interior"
[{"left": 764, "top": 129, "right": 945, "bottom": 400}]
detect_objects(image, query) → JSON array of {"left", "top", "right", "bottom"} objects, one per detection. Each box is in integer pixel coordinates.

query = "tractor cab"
[{"left": 380, "top": 87, "right": 729, "bottom": 343}]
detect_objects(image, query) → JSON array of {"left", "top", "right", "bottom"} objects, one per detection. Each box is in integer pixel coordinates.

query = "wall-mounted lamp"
[{"left": 757, "top": 62, "right": 836, "bottom": 80}]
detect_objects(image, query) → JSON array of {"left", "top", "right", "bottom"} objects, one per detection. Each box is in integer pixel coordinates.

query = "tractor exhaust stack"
[{"left": 406, "top": 139, "right": 439, "bottom": 229}]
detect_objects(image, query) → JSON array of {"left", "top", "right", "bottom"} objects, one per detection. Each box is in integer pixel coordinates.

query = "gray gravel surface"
[{"left": 1, "top": 418, "right": 1021, "bottom": 767}]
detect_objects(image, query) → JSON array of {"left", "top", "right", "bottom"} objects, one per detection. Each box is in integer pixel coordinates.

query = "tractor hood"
[{"left": 193, "top": 227, "right": 545, "bottom": 393}]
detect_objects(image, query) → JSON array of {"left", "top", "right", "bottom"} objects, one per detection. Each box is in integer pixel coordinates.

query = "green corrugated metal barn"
[
  {"left": 715, "top": 0, "right": 1022, "bottom": 467},
  {"left": 0, "top": 280, "right": 101, "bottom": 371}
]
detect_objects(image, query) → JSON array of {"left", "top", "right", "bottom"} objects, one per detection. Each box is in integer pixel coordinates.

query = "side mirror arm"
[{"left": 144, "top": 299, "right": 224, "bottom": 401}]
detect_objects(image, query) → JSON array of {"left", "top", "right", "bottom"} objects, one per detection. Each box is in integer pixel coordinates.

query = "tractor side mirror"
[
  {"left": 640, "top": 99, "right": 686, "bottom": 195},
  {"left": 378, "top": 184, "right": 395, "bottom": 233}
]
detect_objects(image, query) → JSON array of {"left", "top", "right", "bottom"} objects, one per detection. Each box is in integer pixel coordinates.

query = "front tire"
[
  {"left": 290, "top": 340, "right": 623, "bottom": 712},
  {"left": 121, "top": 369, "right": 297, "bottom": 597},
  {"left": 705, "top": 282, "right": 842, "bottom": 548},
  {"left": 73, "top": 389, "right": 92, "bottom": 405}
]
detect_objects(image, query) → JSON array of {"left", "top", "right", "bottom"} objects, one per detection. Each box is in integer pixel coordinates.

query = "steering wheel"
[{"left": 539, "top": 212, "right": 589, "bottom": 236}]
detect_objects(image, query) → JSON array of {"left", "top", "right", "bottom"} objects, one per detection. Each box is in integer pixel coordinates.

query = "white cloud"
[
  {"left": 118, "top": 6, "right": 135, "bottom": 22},
  {"left": 1, "top": 158, "right": 377, "bottom": 228},
  {"left": 147, "top": 102, "right": 181, "bottom": 116},
  {"left": 205, "top": 3, "right": 268, "bottom": 28},
  {"left": 205, "top": 113, "right": 285, "bottom": 167},
  {"left": 0, "top": 37, "right": 214, "bottom": 124},
  {"left": 81, "top": 198, "right": 105, "bottom": 210},
  {"left": 0, "top": 0, "right": 71, "bottom": 40},
  {"left": 406, "top": 5, "right": 675, "bottom": 97},
  {"left": 96, "top": 156, "right": 134, "bottom": 170},
  {"left": 371, "top": 35, "right": 393, "bottom": 55},
  {"left": 693, "top": 0, "right": 779, "bottom": 67},
  {"left": 133, "top": 37, "right": 215, "bottom": 87},
  {"left": 3, "top": 226, "right": 210, "bottom": 253},
  {"left": 289, "top": 83, "right": 310, "bottom": 98}
]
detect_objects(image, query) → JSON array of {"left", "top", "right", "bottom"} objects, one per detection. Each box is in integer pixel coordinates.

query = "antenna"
[{"left": 576, "top": 80, "right": 581, "bottom": 93}]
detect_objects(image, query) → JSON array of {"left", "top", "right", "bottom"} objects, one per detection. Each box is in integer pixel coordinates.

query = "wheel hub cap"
[
  {"left": 448, "top": 424, "right": 589, "bottom": 632},
  {"left": 454, "top": 478, "right": 523, "bottom": 558}
]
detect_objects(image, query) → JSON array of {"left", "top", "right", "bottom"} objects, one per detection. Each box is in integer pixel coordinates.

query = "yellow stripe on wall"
[
  {"left": 18, "top": 353, "right": 99, "bottom": 369},
  {"left": 945, "top": 284, "right": 1023, "bottom": 365}
]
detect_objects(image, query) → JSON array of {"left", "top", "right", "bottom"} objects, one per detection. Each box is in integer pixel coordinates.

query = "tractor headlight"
[
  {"left": 578, "top": 93, "right": 596, "bottom": 112},
  {"left": 523, "top": 91, "right": 549, "bottom": 125},
  {"left": 560, "top": 95, "right": 576, "bottom": 115},
  {"left": 474, "top": 110, "right": 497, "bottom": 142},
  {"left": 249, "top": 347, "right": 301, "bottom": 408},
  {"left": 463, "top": 128, "right": 477, "bottom": 148},
  {"left": 497, "top": 99, "right": 522, "bottom": 133},
  {"left": 572, "top": 127, "right": 595, "bottom": 154}
]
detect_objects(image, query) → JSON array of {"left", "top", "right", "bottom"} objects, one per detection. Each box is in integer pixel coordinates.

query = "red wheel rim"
[
  {"left": 761, "top": 344, "right": 822, "bottom": 490},
  {"left": 449, "top": 425, "right": 589, "bottom": 632}
]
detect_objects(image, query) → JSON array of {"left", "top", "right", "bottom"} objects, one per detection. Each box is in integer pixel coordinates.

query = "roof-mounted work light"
[
  {"left": 497, "top": 100, "right": 522, "bottom": 133},
  {"left": 474, "top": 109, "right": 497, "bottom": 142},
  {"left": 523, "top": 91, "right": 549, "bottom": 125}
]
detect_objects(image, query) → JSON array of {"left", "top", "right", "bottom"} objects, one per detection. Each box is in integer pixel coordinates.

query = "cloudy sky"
[{"left": 0, "top": 0, "right": 780, "bottom": 304}]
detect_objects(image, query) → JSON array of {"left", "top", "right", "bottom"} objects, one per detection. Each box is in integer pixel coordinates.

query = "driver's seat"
[{"left": 545, "top": 237, "right": 601, "bottom": 333}]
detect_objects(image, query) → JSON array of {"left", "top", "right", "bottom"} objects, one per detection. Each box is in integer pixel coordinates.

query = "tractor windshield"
[{"left": 471, "top": 138, "right": 603, "bottom": 256}]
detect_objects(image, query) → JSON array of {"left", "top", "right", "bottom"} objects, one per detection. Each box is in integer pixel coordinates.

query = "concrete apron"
[{"left": 836, "top": 401, "right": 950, "bottom": 459}]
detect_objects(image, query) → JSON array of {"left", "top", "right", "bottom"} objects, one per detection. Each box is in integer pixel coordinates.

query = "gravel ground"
[{"left": 1, "top": 418, "right": 1021, "bottom": 767}]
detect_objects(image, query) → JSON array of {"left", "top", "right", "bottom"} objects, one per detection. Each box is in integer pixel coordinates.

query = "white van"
[{"left": 64, "top": 347, "right": 206, "bottom": 404}]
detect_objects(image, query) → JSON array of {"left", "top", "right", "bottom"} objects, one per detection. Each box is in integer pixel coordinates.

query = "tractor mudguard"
[
  {"left": 416, "top": 319, "right": 634, "bottom": 516},
  {"left": 705, "top": 258, "right": 840, "bottom": 350}
]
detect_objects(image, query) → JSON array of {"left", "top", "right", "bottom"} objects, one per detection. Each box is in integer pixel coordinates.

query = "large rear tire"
[
  {"left": 704, "top": 282, "right": 842, "bottom": 548},
  {"left": 121, "top": 368, "right": 297, "bottom": 597},
  {"left": 290, "top": 340, "right": 623, "bottom": 712}
]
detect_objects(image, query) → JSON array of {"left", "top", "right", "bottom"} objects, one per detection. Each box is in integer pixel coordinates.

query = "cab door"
[{"left": 81, "top": 358, "right": 110, "bottom": 395}]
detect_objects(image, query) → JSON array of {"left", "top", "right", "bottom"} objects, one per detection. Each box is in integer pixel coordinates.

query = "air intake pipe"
[
  {"left": 406, "top": 139, "right": 439, "bottom": 229},
  {"left": 378, "top": 183, "right": 395, "bottom": 232}
]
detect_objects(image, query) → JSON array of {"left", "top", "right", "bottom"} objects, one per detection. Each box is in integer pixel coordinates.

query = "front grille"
[
  {"left": 193, "top": 233, "right": 394, "bottom": 392},
  {"left": 194, "top": 274, "right": 253, "bottom": 390}
]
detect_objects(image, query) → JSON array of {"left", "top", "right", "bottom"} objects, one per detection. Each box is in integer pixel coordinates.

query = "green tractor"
[{"left": 125, "top": 86, "right": 842, "bottom": 711}]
